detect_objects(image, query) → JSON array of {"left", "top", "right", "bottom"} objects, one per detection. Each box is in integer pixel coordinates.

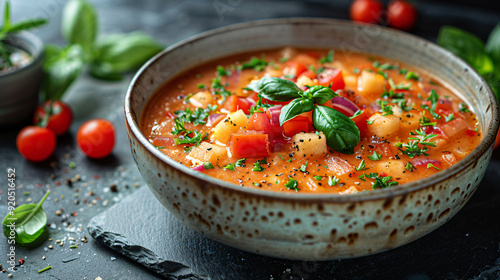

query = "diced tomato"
[
  {"left": 422, "top": 126, "right": 448, "bottom": 140},
  {"left": 307, "top": 51, "right": 320, "bottom": 59},
  {"left": 299, "top": 70, "right": 317, "bottom": 79},
  {"left": 317, "top": 68, "right": 345, "bottom": 90},
  {"left": 440, "top": 118, "right": 469, "bottom": 138},
  {"left": 151, "top": 136, "right": 175, "bottom": 148},
  {"left": 223, "top": 95, "right": 252, "bottom": 114},
  {"left": 379, "top": 172, "right": 388, "bottom": 177},
  {"left": 351, "top": 110, "right": 368, "bottom": 136},
  {"left": 465, "top": 129, "right": 476, "bottom": 137},
  {"left": 248, "top": 112, "right": 271, "bottom": 133},
  {"left": 283, "top": 119, "right": 310, "bottom": 137},
  {"left": 283, "top": 61, "right": 307, "bottom": 78},
  {"left": 231, "top": 131, "right": 270, "bottom": 158},
  {"left": 373, "top": 143, "right": 394, "bottom": 158},
  {"left": 422, "top": 99, "right": 453, "bottom": 112},
  {"left": 248, "top": 92, "right": 259, "bottom": 102}
]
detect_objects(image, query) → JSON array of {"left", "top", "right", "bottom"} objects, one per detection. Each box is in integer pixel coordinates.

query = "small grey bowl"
[
  {"left": 125, "top": 18, "right": 499, "bottom": 260},
  {"left": 0, "top": 32, "right": 44, "bottom": 125}
]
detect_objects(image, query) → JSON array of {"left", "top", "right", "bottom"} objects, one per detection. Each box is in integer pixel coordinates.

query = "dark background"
[{"left": 1, "top": 0, "right": 500, "bottom": 279}]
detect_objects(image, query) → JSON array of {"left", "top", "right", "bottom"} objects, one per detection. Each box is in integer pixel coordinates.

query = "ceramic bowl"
[
  {"left": 125, "top": 18, "right": 499, "bottom": 260},
  {"left": 0, "top": 32, "right": 44, "bottom": 125}
]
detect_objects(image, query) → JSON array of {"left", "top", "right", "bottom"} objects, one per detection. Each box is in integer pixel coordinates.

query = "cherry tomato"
[
  {"left": 350, "top": 0, "right": 384, "bottom": 24},
  {"left": 77, "top": 119, "right": 116, "bottom": 159},
  {"left": 17, "top": 126, "right": 56, "bottom": 162},
  {"left": 494, "top": 128, "right": 500, "bottom": 150},
  {"left": 33, "top": 100, "right": 73, "bottom": 136},
  {"left": 387, "top": 0, "right": 418, "bottom": 31}
]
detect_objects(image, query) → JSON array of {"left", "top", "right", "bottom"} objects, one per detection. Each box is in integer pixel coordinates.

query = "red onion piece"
[
  {"left": 192, "top": 165, "right": 205, "bottom": 171},
  {"left": 207, "top": 114, "right": 225, "bottom": 127},
  {"left": 331, "top": 96, "right": 360, "bottom": 113},
  {"left": 267, "top": 105, "right": 282, "bottom": 125},
  {"left": 409, "top": 159, "right": 442, "bottom": 168},
  {"left": 270, "top": 139, "right": 290, "bottom": 153},
  {"left": 332, "top": 103, "right": 356, "bottom": 117}
]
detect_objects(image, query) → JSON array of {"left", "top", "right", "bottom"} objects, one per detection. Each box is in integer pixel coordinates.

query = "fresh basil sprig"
[
  {"left": 3, "top": 191, "right": 50, "bottom": 246},
  {"left": 248, "top": 77, "right": 360, "bottom": 154}
]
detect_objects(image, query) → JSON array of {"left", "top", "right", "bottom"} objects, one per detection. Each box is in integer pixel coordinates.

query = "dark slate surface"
[
  {"left": 1, "top": 0, "right": 500, "bottom": 279},
  {"left": 88, "top": 177, "right": 500, "bottom": 280}
]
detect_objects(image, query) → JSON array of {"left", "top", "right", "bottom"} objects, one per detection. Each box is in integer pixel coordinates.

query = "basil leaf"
[
  {"left": 90, "top": 32, "right": 164, "bottom": 79},
  {"left": 313, "top": 105, "right": 360, "bottom": 154},
  {"left": 7, "top": 19, "right": 48, "bottom": 33},
  {"left": 41, "top": 44, "right": 85, "bottom": 101},
  {"left": 3, "top": 191, "right": 50, "bottom": 245},
  {"left": 62, "top": 0, "right": 98, "bottom": 56},
  {"left": 437, "top": 26, "right": 494, "bottom": 76},
  {"left": 246, "top": 77, "right": 302, "bottom": 102},
  {"left": 307, "top": 85, "right": 338, "bottom": 105},
  {"left": 279, "top": 98, "right": 314, "bottom": 125}
]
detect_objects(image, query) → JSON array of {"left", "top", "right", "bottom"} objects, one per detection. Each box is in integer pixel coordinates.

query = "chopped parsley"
[
  {"left": 299, "top": 162, "right": 308, "bottom": 173},
  {"left": 368, "top": 151, "right": 382, "bottom": 161},
  {"left": 235, "top": 158, "right": 246, "bottom": 167},
  {"left": 240, "top": 57, "right": 268, "bottom": 72},
  {"left": 328, "top": 176, "right": 340, "bottom": 186},
  {"left": 279, "top": 57, "right": 289, "bottom": 63},
  {"left": 399, "top": 68, "right": 408, "bottom": 74},
  {"left": 174, "top": 106, "right": 217, "bottom": 126},
  {"left": 405, "top": 71, "right": 420, "bottom": 81},
  {"left": 252, "top": 182, "right": 261, "bottom": 187},
  {"left": 171, "top": 119, "right": 206, "bottom": 147},
  {"left": 427, "top": 163, "right": 441, "bottom": 170},
  {"left": 358, "top": 172, "right": 379, "bottom": 181},
  {"left": 378, "top": 100, "right": 394, "bottom": 116},
  {"left": 372, "top": 175, "right": 399, "bottom": 189},
  {"left": 444, "top": 113, "right": 456, "bottom": 122},
  {"left": 405, "top": 162, "right": 416, "bottom": 171},
  {"left": 419, "top": 111, "right": 437, "bottom": 126},
  {"left": 367, "top": 120, "right": 375, "bottom": 125},
  {"left": 197, "top": 83, "right": 206, "bottom": 89},
  {"left": 389, "top": 78, "right": 411, "bottom": 90},
  {"left": 459, "top": 103, "right": 470, "bottom": 113},
  {"left": 217, "top": 65, "right": 231, "bottom": 76},
  {"left": 249, "top": 95, "right": 273, "bottom": 114},
  {"left": 396, "top": 129, "right": 437, "bottom": 158},
  {"left": 353, "top": 67, "right": 360, "bottom": 74},
  {"left": 420, "top": 89, "right": 441, "bottom": 119},
  {"left": 223, "top": 163, "right": 236, "bottom": 171},
  {"left": 318, "top": 50, "right": 334, "bottom": 64},
  {"left": 285, "top": 177, "right": 299, "bottom": 191},
  {"left": 313, "top": 176, "right": 323, "bottom": 181},
  {"left": 153, "top": 145, "right": 165, "bottom": 150},
  {"left": 355, "top": 159, "right": 368, "bottom": 171},
  {"left": 204, "top": 162, "right": 214, "bottom": 170},
  {"left": 253, "top": 162, "right": 265, "bottom": 172},
  {"left": 381, "top": 90, "right": 404, "bottom": 99}
]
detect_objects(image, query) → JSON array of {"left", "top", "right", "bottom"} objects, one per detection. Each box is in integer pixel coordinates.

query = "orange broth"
[{"left": 141, "top": 48, "right": 481, "bottom": 194}]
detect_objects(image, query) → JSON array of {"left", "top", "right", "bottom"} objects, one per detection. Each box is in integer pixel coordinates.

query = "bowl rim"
[
  {"left": 125, "top": 17, "right": 499, "bottom": 203},
  {"left": 0, "top": 31, "right": 44, "bottom": 78}
]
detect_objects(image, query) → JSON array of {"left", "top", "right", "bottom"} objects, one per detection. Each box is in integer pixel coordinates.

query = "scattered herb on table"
[{"left": 2, "top": 191, "right": 50, "bottom": 245}]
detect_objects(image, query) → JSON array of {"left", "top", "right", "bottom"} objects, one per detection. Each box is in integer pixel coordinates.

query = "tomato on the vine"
[
  {"left": 77, "top": 119, "right": 116, "bottom": 159},
  {"left": 17, "top": 126, "right": 56, "bottom": 162},
  {"left": 33, "top": 100, "right": 73, "bottom": 136},
  {"left": 387, "top": 0, "right": 418, "bottom": 31},
  {"left": 350, "top": 0, "right": 384, "bottom": 24}
]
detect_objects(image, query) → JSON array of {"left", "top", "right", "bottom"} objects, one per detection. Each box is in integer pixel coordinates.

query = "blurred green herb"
[
  {"left": 41, "top": 0, "right": 165, "bottom": 101},
  {"left": 438, "top": 24, "right": 500, "bottom": 101},
  {"left": 0, "top": 1, "right": 47, "bottom": 70}
]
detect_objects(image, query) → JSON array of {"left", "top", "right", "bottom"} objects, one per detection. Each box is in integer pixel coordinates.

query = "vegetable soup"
[{"left": 141, "top": 48, "right": 481, "bottom": 194}]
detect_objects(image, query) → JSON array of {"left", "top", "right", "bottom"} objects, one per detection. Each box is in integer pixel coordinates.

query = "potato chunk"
[
  {"left": 211, "top": 110, "right": 249, "bottom": 144},
  {"left": 292, "top": 132, "right": 328, "bottom": 158},
  {"left": 189, "top": 91, "right": 214, "bottom": 108},
  {"left": 367, "top": 113, "right": 400, "bottom": 138},
  {"left": 296, "top": 75, "right": 318, "bottom": 88},
  {"left": 357, "top": 70, "right": 386, "bottom": 97},
  {"left": 188, "top": 142, "right": 227, "bottom": 165}
]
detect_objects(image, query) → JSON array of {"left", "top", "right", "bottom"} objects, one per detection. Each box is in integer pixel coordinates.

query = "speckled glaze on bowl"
[{"left": 125, "top": 18, "right": 498, "bottom": 260}]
